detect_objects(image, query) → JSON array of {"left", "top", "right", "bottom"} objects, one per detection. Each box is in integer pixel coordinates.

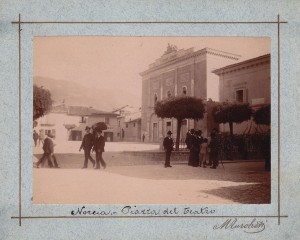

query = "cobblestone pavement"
[{"left": 33, "top": 152, "right": 270, "bottom": 204}]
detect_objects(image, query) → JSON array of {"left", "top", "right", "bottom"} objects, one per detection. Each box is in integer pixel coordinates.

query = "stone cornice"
[
  {"left": 140, "top": 47, "right": 240, "bottom": 77},
  {"left": 212, "top": 54, "right": 270, "bottom": 76},
  {"left": 204, "top": 48, "right": 241, "bottom": 60}
]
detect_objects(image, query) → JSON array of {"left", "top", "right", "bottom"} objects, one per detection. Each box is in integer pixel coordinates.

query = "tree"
[
  {"left": 213, "top": 102, "right": 252, "bottom": 138},
  {"left": 154, "top": 96, "right": 205, "bottom": 151},
  {"left": 253, "top": 104, "right": 271, "bottom": 126},
  {"left": 33, "top": 85, "right": 53, "bottom": 121}
]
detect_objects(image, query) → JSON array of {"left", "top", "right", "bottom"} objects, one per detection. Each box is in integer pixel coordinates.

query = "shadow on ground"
[
  {"left": 34, "top": 152, "right": 271, "bottom": 204},
  {"left": 202, "top": 183, "right": 271, "bottom": 204}
]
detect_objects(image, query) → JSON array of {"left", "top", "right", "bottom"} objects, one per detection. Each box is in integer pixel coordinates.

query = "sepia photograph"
[{"left": 32, "top": 36, "right": 271, "bottom": 204}]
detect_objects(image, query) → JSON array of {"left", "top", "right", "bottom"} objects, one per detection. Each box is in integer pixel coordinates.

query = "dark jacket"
[
  {"left": 33, "top": 132, "right": 39, "bottom": 140},
  {"left": 93, "top": 135, "right": 105, "bottom": 152},
  {"left": 185, "top": 132, "right": 192, "bottom": 149},
  {"left": 80, "top": 133, "right": 94, "bottom": 151},
  {"left": 163, "top": 137, "right": 174, "bottom": 151},
  {"left": 209, "top": 136, "right": 219, "bottom": 153},
  {"left": 189, "top": 135, "right": 200, "bottom": 152},
  {"left": 43, "top": 137, "right": 54, "bottom": 154}
]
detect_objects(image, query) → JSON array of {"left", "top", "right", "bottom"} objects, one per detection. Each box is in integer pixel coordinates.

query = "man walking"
[
  {"left": 34, "top": 133, "right": 59, "bottom": 168},
  {"left": 163, "top": 130, "right": 174, "bottom": 168},
  {"left": 33, "top": 130, "right": 38, "bottom": 147},
  {"left": 79, "top": 126, "right": 96, "bottom": 169},
  {"left": 93, "top": 129, "right": 106, "bottom": 169}
]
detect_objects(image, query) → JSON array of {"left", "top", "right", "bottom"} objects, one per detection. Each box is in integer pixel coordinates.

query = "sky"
[{"left": 34, "top": 36, "right": 270, "bottom": 105}]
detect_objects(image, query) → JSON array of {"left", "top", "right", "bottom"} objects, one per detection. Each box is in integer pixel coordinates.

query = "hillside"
[{"left": 34, "top": 77, "right": 141, "bottom": 111}]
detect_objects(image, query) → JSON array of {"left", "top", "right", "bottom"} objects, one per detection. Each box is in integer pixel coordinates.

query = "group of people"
[
  {"left": 186, "top": 128, "right": 219, "bottom": 169},
  {"left": 79, "top": 126, "right": 106, "bottom": 169},
  {"left": 33, "top": 126, "right": 106, "bottom": 169},
  {"left": 162, "top": 128, "right": 220, "bottom": 169}
]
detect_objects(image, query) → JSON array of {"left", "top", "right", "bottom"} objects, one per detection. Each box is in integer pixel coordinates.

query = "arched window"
[
  {"left": 167, "top": 90, "right": 172, "bottom": 98},
  {"left": 182, "top": 86, "right": 187, "bottom": 95}
]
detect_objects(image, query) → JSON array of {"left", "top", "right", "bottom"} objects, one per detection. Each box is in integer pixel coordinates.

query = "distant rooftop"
[
  {"left": 124, "top": 111, "right": 141, "bottom": 122},
  {"left": 51, "top": 104, "right": 118, "bottom": 116},
  {"left": 113, "top": 105, "right": 141, "bottom": 117}
]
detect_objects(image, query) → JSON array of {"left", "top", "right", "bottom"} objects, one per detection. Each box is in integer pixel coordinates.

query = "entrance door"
[{"left": 153, "top": 123, "right": 158, "bottom": 142}]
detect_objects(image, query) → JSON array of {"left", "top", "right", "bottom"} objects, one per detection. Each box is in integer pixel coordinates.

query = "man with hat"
[
  {"left": 92, "top": 129, "right": 106, "bottom": 169},
  {"left": 163, "top": 130, "right": 174, "bottom": 168},
  {"left": 194, "top": 130, "right": 204, "bottom": 167},
  {"left": 34, "top": 132, "right": 59, "bottom": 168},
  {"left": 209, "top": 128, "right": 219, "bottom": 169},
  {"left": 187, "top": 129, "right": 196, "bottom": 166},
  {"left": 79, "top": 126, "right": 96, "bottom": 169}
]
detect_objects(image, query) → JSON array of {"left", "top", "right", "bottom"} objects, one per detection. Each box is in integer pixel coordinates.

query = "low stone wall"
[
  {"left": 122, "top": 150, "right": 262, "bottom": 161},
  {"left": 122, "top": 151, "right": 189, "bottom": 162}
]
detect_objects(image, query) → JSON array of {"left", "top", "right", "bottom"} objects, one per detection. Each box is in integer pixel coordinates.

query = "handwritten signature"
[{"left": 213, "top": 218, "right": 265, "bottom": 233}]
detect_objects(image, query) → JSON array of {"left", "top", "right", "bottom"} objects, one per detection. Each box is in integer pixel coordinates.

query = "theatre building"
[{"left": 140, "top": 45, "right": 240, "bottom": 142}]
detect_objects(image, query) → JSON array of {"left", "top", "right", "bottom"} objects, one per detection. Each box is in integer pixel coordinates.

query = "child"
[{"left": 200, "top": 138, "right": 209, "bottom": 168}]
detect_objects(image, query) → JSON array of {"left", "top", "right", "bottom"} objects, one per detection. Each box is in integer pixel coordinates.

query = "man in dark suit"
[
  {"left": 163, "top": 130, "right": 174, "bottom": 168},
  {"left": 79, "top": 126, "right": 96, "bottom": 169},
  {"left": 187, "top": 129, "right": 195, "bottom": 166},
  {"left": 209, "top": 128, "right": 219, "bottom": 169},
  {"left": 34, "top": 133, "right": 59, "bottom": 168},
  {"left": 193, "top": 130, "right": 204, "bottom": 167},
  {"left": 93, "top": 129, "right": 106, "bottom": 169}
]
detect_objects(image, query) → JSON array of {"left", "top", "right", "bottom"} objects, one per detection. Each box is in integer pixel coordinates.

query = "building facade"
[
  {"left": 116, "top": 110, "right": 142, "bottom": 142},
  {"left": 35, "top": 104, "right": 119, "bottom": 142},
  {"left": 140, "top": 46, "right": 240, "bottom": 142},
  {"left": 86, "top": 112, "right": 119, "bottom": 142},
  {"left": 213, "top": 54, "right": 271, "bottom": 134}
]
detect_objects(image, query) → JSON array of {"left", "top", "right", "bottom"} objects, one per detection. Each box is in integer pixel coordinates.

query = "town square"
[{"left": 33, "top": 37, "right": 271, "bottom": 204}]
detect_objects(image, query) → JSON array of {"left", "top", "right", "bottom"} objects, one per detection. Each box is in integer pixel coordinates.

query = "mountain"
[{"left": 34, "top": 77, "right": 141, "bottom": 111}]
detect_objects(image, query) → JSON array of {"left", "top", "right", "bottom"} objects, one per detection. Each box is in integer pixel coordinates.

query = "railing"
[
  {"left": 173, "top": 138, "right": 189, "bottom": 151},
  {"left": 172, "top": 133, "right": 270, "bottom": 159}
]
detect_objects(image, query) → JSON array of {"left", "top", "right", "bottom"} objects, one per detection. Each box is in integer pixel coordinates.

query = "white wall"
[{"left": 35, "top": 113, "right": 81, "bottom": 142}]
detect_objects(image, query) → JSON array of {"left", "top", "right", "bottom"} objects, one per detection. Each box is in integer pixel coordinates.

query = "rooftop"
[
  {"left": 212, "top": 54, "right": 270, "bottom": 75},
  {"left": 51, "top": 104, "right": 118, "bottom": 116},
  {"left": 124, "top": 111, "right": 141, "bottom": 122},
  {"left": 140, "top": 47, "right": 241, "bottom": 76}
]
